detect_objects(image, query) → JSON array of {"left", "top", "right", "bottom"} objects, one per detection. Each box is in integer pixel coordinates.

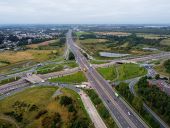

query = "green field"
[
  {"left": 75, "top": 31, "right": 92, "bottom": 37},
  {"left": 37, "top": 64, "right": 63, "bottom": 74},
  {"left": 0, "top": 87, "right": 93, "bottom": 128},
  {"left": 97, "top": 66, "right": 117, "bottom": 81},
  {"left": 49, "top": 71, "right": 87, "bottom": 84},
  {"left": 36, "top": 60, "right": 77, "bottom": 74},
  {"left": 98, "top": 63, "right": 147, "bottom": 81},
  {"left": 136, "top": 33, "right": 168, "bottom": 39},
  {"left": 117, "top": 63, "right": 147, "bottom": 80},
  {"left": 160, "top": 38, "right": 170, "bottom": 46},
  {"left": 90, "top": 60, "right": 108, "bottom": 64}
]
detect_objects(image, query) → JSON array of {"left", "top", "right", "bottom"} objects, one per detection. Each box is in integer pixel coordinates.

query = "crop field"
[
  {"left": 136, "top": 33, "right": 168, "bottom": 39},
  {"left": 95, "top": 32, "right": 131, "bottom": 36},
  {"left": 75, "top": 31, "right": 92, "bottom": 37},
  {"left": 0, "top": 87, "right": 92, "bottom": 128},
  {"left": 0, "top": 50, "right": 59, "bottom": 64},
  {"left": 26, "top": 40, "right": 57, "bottom": 49},
  {"left": 78, "top": 39, "right": 108, "bottom": 44},
  {"left": 0, "top": 49, "right": 63, "bottom": 74},
  {"left": 160, "top": 38, "right": 170, "bottom": 46}
]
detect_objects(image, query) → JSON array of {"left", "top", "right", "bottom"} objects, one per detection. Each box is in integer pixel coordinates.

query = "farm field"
[
  {"left": 160, "top": 38, "right": 170, "bottom": 46},
  {"left": 0, "top": 49, "right": 63, "bottom": 74},
  {"left": 95, "top": 31, "right": 131, "bottom": 36},
  {"left": 26, "top": 40, "right": 57, "bottom": 49},
  {"left": 75, "top": 31, "right": 92, "bottom": 37},
  {"left": 136, "top": 33, "right": 169, "bottom": 39},
  {"left": 0, "top": 87, "right": 93, "bottom": 128},
  {"left": 0, "top": 50, "right": 60, "bottom": 64}
]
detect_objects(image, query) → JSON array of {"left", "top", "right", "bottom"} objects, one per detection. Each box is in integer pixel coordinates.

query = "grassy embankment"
[
  {"left": 97, "top": 63, "right": 147, "bottom": 81},
  {"left": 0, "top": 77, "right": 20, "bottom": 86},
  {"left": 36, "top": 61, "right": 77, "bottom": 74},
  {"left": 0, "top": 87, "right": 93, "bottom": 128},
  {"left": 49, "top": 71, "right": 87, "bottom": 84}
]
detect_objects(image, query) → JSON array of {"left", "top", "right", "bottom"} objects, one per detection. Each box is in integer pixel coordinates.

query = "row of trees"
[
  {"left": 116, "top": 82, "right": 143, "bottom": 113},
  {"left": 116, "top": 82, "right": 160, "bottom": 128},
  {"left": 164, "top": 59, "right": 170, "bottom": 74},
  {"left": 137, "top": 77, "right": 170, "bottom": 125}
]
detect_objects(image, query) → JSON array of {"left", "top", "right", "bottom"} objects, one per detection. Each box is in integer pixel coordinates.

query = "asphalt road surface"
[{"left": 66, "top": 30, "right": 149, "bottom": 128}]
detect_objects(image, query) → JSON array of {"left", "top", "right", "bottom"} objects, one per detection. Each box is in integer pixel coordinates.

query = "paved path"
[{"left": 79, "top": 90, "right": 107, "bottom": 128}]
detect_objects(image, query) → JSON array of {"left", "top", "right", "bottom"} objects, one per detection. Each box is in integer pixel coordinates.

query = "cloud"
[{"left": 0, "top": 0, "right": 170, "bottom": 24}]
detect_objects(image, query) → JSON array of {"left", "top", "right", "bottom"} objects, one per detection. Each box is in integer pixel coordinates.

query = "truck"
[
  {"left": 83, "top": 68, "right": 87, "bottom": 72},
  {"left": 115, "top": 92, "right": 119, "bottom": 97}
]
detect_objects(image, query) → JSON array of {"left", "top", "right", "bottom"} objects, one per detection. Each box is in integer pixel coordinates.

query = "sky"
[{"left": 0, "top": 0, "right": 170, "bottom": 24}]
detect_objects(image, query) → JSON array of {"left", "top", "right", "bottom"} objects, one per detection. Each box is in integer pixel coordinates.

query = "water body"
[
  {"left": 99, "top": 52, "right": 130, "bottom": 58},
  {"left": 142, "top": 48, "right": 158, "bottom": 51}
]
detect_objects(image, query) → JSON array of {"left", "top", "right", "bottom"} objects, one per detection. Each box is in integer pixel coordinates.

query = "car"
[{"left": 128, "top": 111, "right": 131, "bottom": 116}]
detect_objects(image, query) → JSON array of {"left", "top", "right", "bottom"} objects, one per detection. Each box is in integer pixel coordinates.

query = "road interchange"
[
  {"left": 1, "top": 30, "right": 170, "bottom": 128},
  {"left": 66, "top": 30, "right": 149, "bottom": 128}
]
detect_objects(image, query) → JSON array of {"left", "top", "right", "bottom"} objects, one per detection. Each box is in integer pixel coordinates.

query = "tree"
[
  {"left": 60, "top": 96, "right": 73, "bottom": 106},
  {"left": 132, "top": 97, "right": 143, "bottom": 113},
  {"left": 68, "top": 51, "right": 75, "bottom": 60},
  {"left": 155, "top": 74, "right": 160, "bottom": 80},
  {"left": 164, "top": 59, "right": 170, "bottom": 74}
]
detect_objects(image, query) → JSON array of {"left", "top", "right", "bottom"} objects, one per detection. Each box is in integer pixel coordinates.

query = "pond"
[{"left": 99, "top": 52, "right": 130, "bottom": 58}]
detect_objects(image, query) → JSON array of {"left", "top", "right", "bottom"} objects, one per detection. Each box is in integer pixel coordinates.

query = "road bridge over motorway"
[{"left": 23, "top": 73, "right": 44, "bottom": 84}]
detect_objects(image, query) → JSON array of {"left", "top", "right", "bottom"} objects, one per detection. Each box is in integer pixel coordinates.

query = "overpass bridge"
[{"left": 23, "top": 73, "right": 45, "bottom": 84}]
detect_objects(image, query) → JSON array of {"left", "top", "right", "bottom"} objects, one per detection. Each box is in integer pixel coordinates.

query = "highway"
[
  {"left": 66, "top": 30, "right": 149, "bottom": 128},
  {"left": 1, "top": 30, "right": 170, "bottom": 127}
]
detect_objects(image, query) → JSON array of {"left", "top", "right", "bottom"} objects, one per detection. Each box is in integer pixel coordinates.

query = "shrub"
[{"left": 60, "top": 96, "right": 73, "bottom": 106}]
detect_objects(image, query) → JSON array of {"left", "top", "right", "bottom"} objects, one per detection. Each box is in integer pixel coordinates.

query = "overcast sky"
[{"left": 0, "top": 0, "right": 170, "bottom": 24}]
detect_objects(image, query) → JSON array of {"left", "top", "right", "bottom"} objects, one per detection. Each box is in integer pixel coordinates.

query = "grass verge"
[
  {"left": 49, "top": 71, "right": 87, "bottom": 84},
  {"left": 85, "top": 89, "right": 118, "bottom": 128}
]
